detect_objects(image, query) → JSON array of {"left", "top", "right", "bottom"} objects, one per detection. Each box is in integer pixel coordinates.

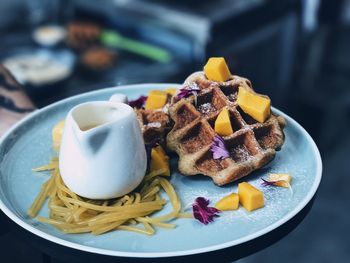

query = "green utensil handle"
[{"left": 101, "top": 31, "right": 172, "bottom": 63}]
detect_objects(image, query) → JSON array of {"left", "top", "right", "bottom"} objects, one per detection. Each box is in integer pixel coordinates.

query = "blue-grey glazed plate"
[{"left": 0, "top": 84, "right": 322, "bottom": 258}]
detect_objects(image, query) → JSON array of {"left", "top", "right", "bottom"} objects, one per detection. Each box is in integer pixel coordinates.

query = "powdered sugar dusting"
[
  {"left": 162, "top": 103, "right": 170, "bottom": 114},
  {"left": 227, "top": 93, "right": 237, "bottom": 102},
  {"left": 197, "top": 103, "right": 215, "bottom": 115},
  {"left": 230, "top": 145, "right": 251, "bottom": 162},
  {"left": 147, "top": 122, "right": 161, "bottom": 128}
]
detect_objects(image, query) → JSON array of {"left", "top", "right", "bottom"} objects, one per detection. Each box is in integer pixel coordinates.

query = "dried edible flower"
[
  {"left": 176, "top": 83, "right": 200, "bottom": 99},
  {"left": 261, "top": 174, "right": 291, "bottom": 188},
  {"left": 210, "top": 135, "right": 229, "bottom": 160},
  {"left": 261, "top": 178, "right": 282, "bottom": 187},
  {"left": 261, "top": 178, "right": 293, "bottom": 195},
  {"left": 192, "top": 197, "right": 220, "bottom": 225},
  {"left": 128, "top": 95, "right": 147, "bottom": 109}
]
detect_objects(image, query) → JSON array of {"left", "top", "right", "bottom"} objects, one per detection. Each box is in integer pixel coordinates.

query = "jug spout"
[
  {"left": 67, "top": 101, "right": 134, "bottom": 154},
  {"left": 67, "top": 101, "right": 135, "bottom": 156},
  {"left": 82, "top": 128, "right": 111, "bottom": 155},
  {"left": 71, "top": 102, "right": 122, "bottom": 132}
]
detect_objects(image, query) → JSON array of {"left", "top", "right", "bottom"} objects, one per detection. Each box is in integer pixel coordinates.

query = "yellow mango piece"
[
  {"left": 150, "top": 145, "right": 170, "bottom": 176},
  {"left": 269, "top": 173, "right": 292, "bottom": 188},
  {"left": 238, "top": 182, "right": 264, "bottom": 212},
  {"left": 215, "top": 107, "right": 234, "bottom": 136},
  {"left": 52, "top": 120, "right": 65, "bottom": 152},
  {"left": 215, "top": 193, "right": 239, "bottom": 211},
  {"left": 204, "top": 57, "right": 231, "bottom": 82},
  {"left": 237, "top": 87, "right": 271, "bottom": 123},
  {"left": 145, "top": 90, "right": 168, "bottom": 110},
  {"left": 165, "top": 88, "right": 177, "bottom": 96}
]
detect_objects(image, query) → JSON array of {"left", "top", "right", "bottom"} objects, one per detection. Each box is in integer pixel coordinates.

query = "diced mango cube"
[
  {"left": 150, "top": 145, "right": 170, "bottom": 176},
  {"left": 145, "top": 90, "right": 168, "bottom": 110},
  {"left": 237, "top": 87, "right": 271, "bottom": 123},
  {"left": 215, "top": 193, "right": 239, "bottom": 211},
  {"left": 215, "top": 107, "right": 234, "bottom": 136},
  {"left": 204, "top": 57, "right": 231, "bottom": 82},
  {"left": 269, "top": 173, "right": 292, "bottom": 188},
  {"left": 238, "top": 182, "right": 264, "bottom": 212},
  {"left": 52, "top": 120, "right": 65, "bottom": 152},
  {"left": 165, "top": 88, "right": 177, "bottom": 96}
]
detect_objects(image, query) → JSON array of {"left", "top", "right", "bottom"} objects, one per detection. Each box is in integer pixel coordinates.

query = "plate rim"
[{"left": 0, "top": 83, "right": 323, "bottom": 258}]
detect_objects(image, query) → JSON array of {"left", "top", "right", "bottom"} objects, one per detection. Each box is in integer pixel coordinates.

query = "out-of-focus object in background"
[
  {"left": 101, "top": 30, "right": 172, "bottom": 63},
  {"left": 67, "top": 21, "right": 101, "bottom": 50},
  {"left": 0, "top": 65, "right": 36, "bottom": 137},
  {"left": 33, "top": 25, "right": 66, "bottom": 47},
  {"left": 2, "top": 49, "right": 75, "bottom": 86},
  {"left": 25, "top": 0, "right": 64, "bottom": 28},
  {"left": 67, "top": 21, "right": 172, "bottom": 63},
  {"left": 80, "top": 47, "right": 116, "bottom": 71},
  {"left": 301, "top": 0, "right": 321, "bottom": 32}
]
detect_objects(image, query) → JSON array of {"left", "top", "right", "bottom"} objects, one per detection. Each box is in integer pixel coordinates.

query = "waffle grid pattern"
[{"left": 167, "top": 72, "right": 286, "bottom": 185}]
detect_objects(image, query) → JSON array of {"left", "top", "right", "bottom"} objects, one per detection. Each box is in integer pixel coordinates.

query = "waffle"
[
  {"left": 167, "top": 72, "right": 286, "bottom": 186},
  {"left": 135, "top": 108, "right": 171, "bottom": 145},
  {"left": 134, "top": 91, "right": 176, "bottom": 144}
]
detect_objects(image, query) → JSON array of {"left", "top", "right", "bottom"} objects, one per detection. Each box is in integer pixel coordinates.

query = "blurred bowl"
[
  {"left": 33, "top": 25, "right": 66, "bottom": 47},
  {"left": 2, "top": 48, "right": 75, "bottom": 87}
]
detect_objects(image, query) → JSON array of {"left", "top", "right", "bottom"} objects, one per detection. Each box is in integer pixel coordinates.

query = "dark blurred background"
[{"left": 0, "top": 0, "right": 349, "bottom": 262}]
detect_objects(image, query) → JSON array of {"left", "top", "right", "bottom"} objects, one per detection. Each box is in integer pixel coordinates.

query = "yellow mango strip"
[
  {"left": 237, "top": 87, "right": 271, "bottom": 123},
  {"left": 145, "top": 90, "right": 168, "bottom": 110},
  {"left": 204, "top": 57, "right": 231, "bottom": 82},
  {"left": 164, "top": 88, "right": 178, "bottom": 96},
  {"left": 215, "top": 193, "right": 239, "bottom": 211},
  {"left": 238, "top": 182, "right": 264, "bottom": 212},
  {"left": 150, "top": 145, "right": 170, "bottom": 176},
  {"left": 215, "top": 107, "right": 234, "bottom": 136},
  {"left": 52, "top": 120, "right": 65, "bottom": 152}
]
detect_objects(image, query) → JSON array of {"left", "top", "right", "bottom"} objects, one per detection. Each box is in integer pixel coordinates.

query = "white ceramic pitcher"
[{"left": 59, "top": 101, "right": 147, "bottom": 199}]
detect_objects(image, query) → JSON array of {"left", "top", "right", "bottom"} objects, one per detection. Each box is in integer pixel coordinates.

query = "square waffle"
[
  {"left": 134, "top": 91, "right": 175, "bottom": 145},
  {"left": 167, "top": 72, "right": 286, "bottom": 186},
  {"left": 135, "top": 109, "right": 170, "bottom": 144}
]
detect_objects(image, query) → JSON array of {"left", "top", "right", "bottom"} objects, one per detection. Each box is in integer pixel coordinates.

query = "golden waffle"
[
  {"left": 167, "top": 72, "right": 286, "bottom": 186},
  {"left": 135, "top": 109, "right": 171, "bottom": 144}
]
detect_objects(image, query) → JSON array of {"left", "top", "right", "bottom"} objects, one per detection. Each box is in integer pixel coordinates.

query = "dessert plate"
[{"left": 0, "top": 84, "right": 322, "bottom": 258}]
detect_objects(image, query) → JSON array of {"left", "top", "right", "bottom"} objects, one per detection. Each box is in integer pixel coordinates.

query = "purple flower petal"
[
  {"left": 192, "top": 197, "right": 220, "bottom": 225},
  {"left": 210, "top": 135, "right": 229, "bottom": 160},
  {"left": 129, "top": 95, "right": 147, "bottom": 109},
  {"left": 261, "top": 178, "right": 280, "bottom": 187},
  {"left": 175, "top": 83, "right": 200, "bottom": 100}
]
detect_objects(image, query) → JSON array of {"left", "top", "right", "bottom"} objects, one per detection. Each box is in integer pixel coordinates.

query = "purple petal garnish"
[
  {"left": 129, "top": 95, "right": 147, "bottom": 109},
  {"left": 210, "top": 135, "right": 229, "bottom": 160},
  {"left": 261, "top": 178, "right": 280, "bottom": 187},
  {"left": 176, "top": 83, "right": 200, "bottom": 99},
  {"left": 192, "top": 197, "right": 220, "bottom": 225}
]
